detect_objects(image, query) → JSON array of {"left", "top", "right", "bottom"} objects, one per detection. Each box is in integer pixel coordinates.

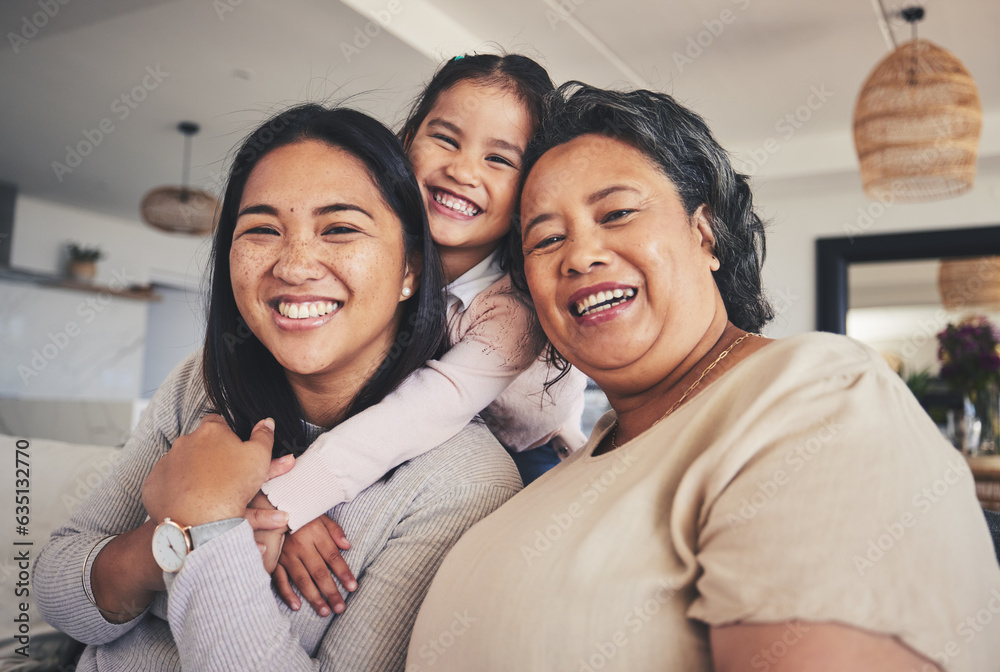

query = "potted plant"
[
  {"left": 66, "top": 243, "right": 103, "bottom": 282},
  {"left": 937, "top": 316, "right": 1000, "bottom": 454}
]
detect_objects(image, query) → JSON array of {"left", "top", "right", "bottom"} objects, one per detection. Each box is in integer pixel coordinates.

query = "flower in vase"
[{"left": 937, "top": 315, "right": 1000, "bottom": 394}]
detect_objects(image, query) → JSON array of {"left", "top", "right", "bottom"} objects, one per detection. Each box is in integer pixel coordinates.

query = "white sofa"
[{"left": 0, "top": 434, "right": 120, "bottom": 671}]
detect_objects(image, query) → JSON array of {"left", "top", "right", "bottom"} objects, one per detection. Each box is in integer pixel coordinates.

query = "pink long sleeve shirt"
[{"left": 262, "top": 255, "right": 588, "bottom": 531}]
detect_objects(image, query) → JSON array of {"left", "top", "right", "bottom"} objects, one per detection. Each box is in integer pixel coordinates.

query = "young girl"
[{"left": 256, "top": 54, "right": 588, "bottom": 617}]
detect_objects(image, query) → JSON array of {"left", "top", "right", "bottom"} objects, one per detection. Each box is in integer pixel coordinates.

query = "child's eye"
[
  {"left": 486, "top": 154, "right": 517, "bottom": 168},
  {"left": 601, "top": 209, "right": 636, "bottom": 224},
  {"left": 431, "top": 134, "right": 458, "bottom": 148}
]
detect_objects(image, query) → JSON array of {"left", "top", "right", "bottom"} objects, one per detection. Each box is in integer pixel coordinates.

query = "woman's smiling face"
[
  {"left": 230, "top": 140, "right": 416, "bottom": 383},
  {"left": 520, "top": 133, "right": 722, "bottom": 391}
]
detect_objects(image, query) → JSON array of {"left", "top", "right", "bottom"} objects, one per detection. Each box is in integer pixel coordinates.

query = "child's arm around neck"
[{"left": 262, "top": 273, "right": 549, "bottom": 531}]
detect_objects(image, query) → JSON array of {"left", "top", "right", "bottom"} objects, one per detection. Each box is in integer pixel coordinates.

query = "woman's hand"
[
  {"left": 143, "top": 414, "right": 276, "bottom": 527},
  {"left": 274, "top": 517, "right": 356, "bottom": 616}
]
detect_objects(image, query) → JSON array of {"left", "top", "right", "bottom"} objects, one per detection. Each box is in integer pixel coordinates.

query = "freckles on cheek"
[{"left": 229, "top": 247, "right": 263, "bottom": 303}]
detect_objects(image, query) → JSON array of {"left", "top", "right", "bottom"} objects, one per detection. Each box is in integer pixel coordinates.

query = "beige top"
[{"left": 407, "top": 333, "right": 1000, "bottom": 672}]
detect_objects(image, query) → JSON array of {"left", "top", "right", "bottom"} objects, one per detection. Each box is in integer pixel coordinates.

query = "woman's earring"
[
  {"left": 710, "top": 255, "right": 720, "bottom": 271},
  {"left": 402, "top": 286, "right": 412, "bottom": 297}
]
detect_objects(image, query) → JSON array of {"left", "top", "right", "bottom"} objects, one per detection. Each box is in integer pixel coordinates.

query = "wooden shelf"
[
  {"left": 46, "top": 279, "right": 161, "bottom": 301},
  {"left": 0, "top": 267, "right": 161, "bottom": 301}
]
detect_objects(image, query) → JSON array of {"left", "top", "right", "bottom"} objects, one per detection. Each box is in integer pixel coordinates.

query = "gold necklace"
[{"left": 609, "top": 332, "right": 759, "bottom": 450}]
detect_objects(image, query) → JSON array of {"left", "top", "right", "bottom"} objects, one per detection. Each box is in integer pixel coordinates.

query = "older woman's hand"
[{"left": 143, "top": 414, "right": 277, "bottom": 527}]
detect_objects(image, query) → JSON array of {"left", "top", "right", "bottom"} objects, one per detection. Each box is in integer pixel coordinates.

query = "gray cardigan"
[{"left": 34, "top": 352, "right": 522, "bottom": 671}]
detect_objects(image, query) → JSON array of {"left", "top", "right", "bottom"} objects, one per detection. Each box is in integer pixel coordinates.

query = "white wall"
[
  {"left": 754, "top": 161, "right": 1000, "bottom": 338},
  {"left": 10, "top": 195, "right": 211, "bottom": 289},
  {"left": 141, "top": 284, "right": 206, "bottom": 398},
  {"left": 0, "top": 195, "right": 208, "bottom": 442},
  {"left": 0, "top": 280, "right": 148, "bottom": 398},
  {"left": 723, "top": 106, "right": 1000, "bottom": 338}
]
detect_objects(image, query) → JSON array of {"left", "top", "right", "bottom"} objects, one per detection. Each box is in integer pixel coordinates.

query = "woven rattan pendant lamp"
[
  {"left": 938, "top": 256, "right": 1000, "bottom": 311},
  {"left": 140, "top": 122, "right": 219, "bottom": 235},
  {"left": 853, "top": 5, "right": 982, "bottom": 202}
]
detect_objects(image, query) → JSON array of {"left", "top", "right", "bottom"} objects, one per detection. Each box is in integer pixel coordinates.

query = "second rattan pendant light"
[{"left": 853, "top": 6, "right": 982, "bottom": 203}]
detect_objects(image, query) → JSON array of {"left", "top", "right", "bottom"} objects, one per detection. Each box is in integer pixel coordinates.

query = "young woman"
[
  {"left": 33, "top": 104, "right": 521, "bottom": 671},
  {"left": 258, "top": 54, "right": 589, "bottom": 618}
]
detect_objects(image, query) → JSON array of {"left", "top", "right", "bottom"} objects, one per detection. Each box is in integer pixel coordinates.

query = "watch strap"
[{"left": 188, "top": 517, "right": 244, "bottom": 549}]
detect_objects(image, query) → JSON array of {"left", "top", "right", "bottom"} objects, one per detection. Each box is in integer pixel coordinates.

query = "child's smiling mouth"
[{"left": 430, "top": 188, "right": 482, "bottom": 217}]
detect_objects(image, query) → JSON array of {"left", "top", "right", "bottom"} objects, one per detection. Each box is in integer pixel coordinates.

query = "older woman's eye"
[
  {"left": 601, "top": 209, "right": 636, "bottom": 224},
  {"left": 531, "top": 235, "right": 564, "bottom": 251}
]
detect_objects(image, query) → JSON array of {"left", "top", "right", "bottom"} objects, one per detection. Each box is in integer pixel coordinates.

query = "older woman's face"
[
  {"left": 230, "top": 140, "right": 416, "bottom": 381},
  {"left": 520, "top": 134, "right": 719, "bottom": 387}
]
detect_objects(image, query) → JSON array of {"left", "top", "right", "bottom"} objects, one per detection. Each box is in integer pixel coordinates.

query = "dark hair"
[
  {"left": 203, "top": 104, "right": 447, "bottom": 457},
  {"left": 511, "top": 82, "right": 774, "bottom": 335},
  {"left": 399, "top": 53, "right": 555, "bottom": 272}
]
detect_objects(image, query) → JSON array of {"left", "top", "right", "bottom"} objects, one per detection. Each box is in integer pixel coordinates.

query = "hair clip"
[{"left": 453, "top": 55, "right": 465, "bottom": 61}]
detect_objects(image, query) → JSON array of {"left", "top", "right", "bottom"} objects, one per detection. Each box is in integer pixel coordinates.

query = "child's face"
[{"left": 407, "top": 80, "right": 533, "bottom": 272}]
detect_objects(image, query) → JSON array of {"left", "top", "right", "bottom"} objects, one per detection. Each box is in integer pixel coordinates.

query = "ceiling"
[{"left": 1, "top": 0, "right": 997, "bottom": 224}]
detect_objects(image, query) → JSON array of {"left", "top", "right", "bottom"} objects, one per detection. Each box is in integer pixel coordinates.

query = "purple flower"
[{"left": 937, "top": 315, "right": 1000, "bottom": 393}]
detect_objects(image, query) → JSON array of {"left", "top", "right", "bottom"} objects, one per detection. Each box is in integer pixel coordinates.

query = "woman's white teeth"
[
  {"left": 278, "top": 301, "right": 339, "bottom": 319},
  {"left": 434, "top": 191, "right": 480, "bottom": 216},
  {"left": 575, "top": 288, "right": 636, "bottom": 316}
]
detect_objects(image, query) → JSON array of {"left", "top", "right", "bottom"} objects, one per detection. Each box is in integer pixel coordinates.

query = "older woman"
[
  {"left": 407, "top": 84, "right": 1000, "bottom": 671},
  {"left": 34, "top": 104, "right": 521, "bottom": 671}
]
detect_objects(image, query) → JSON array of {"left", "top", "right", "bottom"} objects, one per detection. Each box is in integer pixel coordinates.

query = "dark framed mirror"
[
  {"left": 815, "top": 224, "right": 1000, "bottom": 451},
  {"left": 816, "top": 225, "right": 1000, "bottom": 335}
]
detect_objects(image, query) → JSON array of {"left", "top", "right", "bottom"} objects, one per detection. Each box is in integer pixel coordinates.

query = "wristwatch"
[{"left": 151, "top": 517, "right": 244, "bottom": 572}]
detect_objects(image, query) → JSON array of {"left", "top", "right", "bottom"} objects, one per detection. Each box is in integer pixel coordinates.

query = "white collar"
[{"left": 446, "top": 251, "right": 504, "bottom": 314}]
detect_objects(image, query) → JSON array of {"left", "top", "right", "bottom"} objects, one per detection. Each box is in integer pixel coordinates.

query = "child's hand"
[
  {"left": 246, "top": 491, "right": 288, "bottom": 573},
  {"left": 274, "top": 516, "right": 356, "bottom": 616}
]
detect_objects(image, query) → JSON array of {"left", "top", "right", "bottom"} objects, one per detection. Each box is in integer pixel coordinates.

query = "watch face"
[{"left": 152, "top": 519, "right": 189, "bottom": 572}]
